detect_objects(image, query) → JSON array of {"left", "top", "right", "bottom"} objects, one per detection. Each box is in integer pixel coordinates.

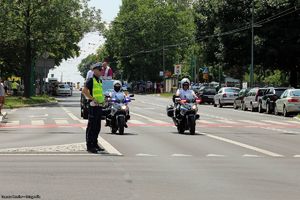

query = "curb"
[
  {"left": 1, "top": 102, "right": 58, "bottom": 123},
  {"left": 3, "top": 101, "right": 58, "bottom": 109}
]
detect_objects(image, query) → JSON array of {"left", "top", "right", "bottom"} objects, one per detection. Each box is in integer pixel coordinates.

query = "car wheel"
[
  {"left": 274, "top": 105, "right": 279, "bottom": 115},
  {"left": 233, "top": 102, "right": 238, "bottom": 109},
  {"left": 213, "top": 100, "right": 217, "bottom": 107},
  {"left": 218, "top": 100, "right": 222, "bottom": 108},
  {"left": 250, "top": 103, "right": 255, "bottom": 112},
  {"left": 266, "top": 103, "right": 271, "bottom": 114},
  {"left": 258, "top": 103, "right": 263, "bottom": 113},
  {"left": 283, "top": 106, "right": 289, "bottom": 117}
]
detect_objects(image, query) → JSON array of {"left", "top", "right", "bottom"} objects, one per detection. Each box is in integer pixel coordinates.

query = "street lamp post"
[{"left": 250, "top": 0, "right": 254, "bottom": 88}]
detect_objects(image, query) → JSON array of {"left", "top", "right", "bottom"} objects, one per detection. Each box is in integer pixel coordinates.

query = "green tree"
[
  {"left": 104, "top": 0, "right": 195, "bottom": 81},
  {"left": 0, "top": 0, "right": 104, "bottom": 97}
]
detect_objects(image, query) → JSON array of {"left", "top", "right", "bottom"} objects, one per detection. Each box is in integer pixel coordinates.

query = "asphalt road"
[{"left": 0, "top": 91, "right": 300, "bottom": 200}]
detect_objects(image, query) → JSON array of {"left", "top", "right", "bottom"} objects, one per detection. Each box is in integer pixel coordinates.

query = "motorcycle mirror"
[{"left": 129, "top": 94, "right": 134, "bottom": 97}]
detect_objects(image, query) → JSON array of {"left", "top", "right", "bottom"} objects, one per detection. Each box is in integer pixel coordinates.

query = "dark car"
[
  {"left": 243, "top": 87, "right": 267, "bottom": 112},
  {"left": 197, "top": 86, "right": 217, "bottom": 104},
  {"left": 258, "top": 87, "right": 289, "bottom": 114},
  {"left": 233, "top": 88, "right": 250, "bottom": 109}
]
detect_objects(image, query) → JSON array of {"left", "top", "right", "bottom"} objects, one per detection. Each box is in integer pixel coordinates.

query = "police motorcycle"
[
  {"left": 167, "top": 94, "right": 201, "bottom": 135},
  {"left": 105, "top": 90, "right": 134, "bottom": 135}
]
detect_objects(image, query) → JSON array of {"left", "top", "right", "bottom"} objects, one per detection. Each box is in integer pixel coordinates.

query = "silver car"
[
  {"left": 213, "top": 87, "right": 240, "bottom": 107},
  {"left": 275, "top": 89, "right": 300, "bottom": 117}
]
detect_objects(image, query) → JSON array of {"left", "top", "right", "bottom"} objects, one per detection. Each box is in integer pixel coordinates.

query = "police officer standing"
[{"left": 82, "top": 63, "right": 105, "bottom": 153}]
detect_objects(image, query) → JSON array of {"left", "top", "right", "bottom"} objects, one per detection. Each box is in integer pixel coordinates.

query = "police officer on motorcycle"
[
  {"left": 82, "top": 63, "right": 105, "bottom": 153},
  {"left": 173, "top": 78, "right": 197, "bottom": 118},
  {"left": 105, "top": 80, "right": 129, "bottom": 128}
]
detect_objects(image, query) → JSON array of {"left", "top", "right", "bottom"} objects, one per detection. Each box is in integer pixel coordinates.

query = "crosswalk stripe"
[
  {"left": 7, "top": 121, "right": 19, "bottom": 126},
  {"left": 239, "top": 120, "right": 266, "bottom": 125},
  {"left": 129, "top": 120, "right": 146, "bottom": 124},
  {"left": 285, "top": 121, "right": 300, "bottom": 125},
  {"left": 31, "top": 120, "right": 45, "bottom": 126},
  {"left": 216, "top": 120, "right": 238, "bottom": 124},
  {"left": 55, "top": 120, "right": 69, "bottom": 125},
  {"left": 131, "top": 112, "right": 166, "bottom": 124},
  {"left": 261, "top": 120, "right": 288, "bottom": 125},
  {"left": 199, "top": 120, "right": 215, "bottom": 124}
]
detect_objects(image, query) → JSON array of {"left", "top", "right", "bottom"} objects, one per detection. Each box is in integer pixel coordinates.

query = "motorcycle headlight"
[
  {"left": 192, "top": 105, "right": 197, "bottom": 110},
  {"left": 121, "top": 105, "right": 127, "bottom": 110}
]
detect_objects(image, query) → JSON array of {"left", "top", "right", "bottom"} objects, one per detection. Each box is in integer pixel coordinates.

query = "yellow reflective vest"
[{"left": 92, "top": 78, "right": 104, "bottom": 104}]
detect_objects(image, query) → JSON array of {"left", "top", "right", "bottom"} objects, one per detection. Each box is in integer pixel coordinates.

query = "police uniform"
[{"left": 85, "top": 75, "right": 105, "bottom": 152}]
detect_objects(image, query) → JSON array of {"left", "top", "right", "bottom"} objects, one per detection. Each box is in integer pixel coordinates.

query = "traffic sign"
[{"left": 174, "top": 64, "right": 181, "bottom": 75}]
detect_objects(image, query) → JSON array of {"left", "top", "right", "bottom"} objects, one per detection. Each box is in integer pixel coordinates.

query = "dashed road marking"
[
  {"left": 136, "top": 153, "right": 157, "bottom": 157},
  {"left": 131, "top": 112, "right": 167, "bottom": 124},
  {"left": 203, "top": 133, "right": 284, "bottom": 157},
  {"left": 31, "top": 120, "right": 45, "bottom": 126},
  {"left": 55, "top": 120, "right": 69, "bottom": 125},
  {"left": 171, "top": 154, "right": 192, "bottom": 157},
  {"left": 129, "top": 120, "right": 146, "bottom": 125},
  {"left": 261, "top": 120, "right": 287, "bottom": 125},
  {"left": 206, "top": 154, "right": 225, "bottom": 157},
  {"left": 239, "top": 120, "right": 266, "bottom": 125},
  {"left": 243, "top": 154, "right": 262, "bottom": 158},
  {"left": 7, "top": 121, "right": 20, "bottom": 126}
]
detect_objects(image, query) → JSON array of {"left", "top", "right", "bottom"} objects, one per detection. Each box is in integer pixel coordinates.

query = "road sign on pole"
[{"left": 174, "top": 64, "right": 181, "bottom": 75}]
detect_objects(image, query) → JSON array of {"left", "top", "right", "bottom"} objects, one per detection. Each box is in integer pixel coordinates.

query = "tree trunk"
[
  {"left": 23, "top": 3, "right": 33, "bottom": 98},
  {"left": 289, "top": 68, "right": 298, "bottom": 88}
]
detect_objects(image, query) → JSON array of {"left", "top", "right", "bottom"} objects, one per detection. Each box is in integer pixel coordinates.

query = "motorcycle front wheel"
[
  {"left": 188, "top": 116, "right": 196, "bottom": 135},
  {"left": 118, "top": 116, "right": 125, "bottom": 135}
]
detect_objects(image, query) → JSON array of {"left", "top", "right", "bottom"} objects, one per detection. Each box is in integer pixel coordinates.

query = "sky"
[{"left": 47, "top": 0, "right": 122, "bottom": 85}]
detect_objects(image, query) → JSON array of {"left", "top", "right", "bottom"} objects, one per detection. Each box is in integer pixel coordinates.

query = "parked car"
[
  {"left": 258, "top": 87, "right": 289, "bottom": 114},
  {"left": 274, "top": 89, "right": 300, "bottom": 117},
  {"left": 56, "top": 84, "right": 72, "bottom": 96},
  {"left": 213, "top": 87, "right": 240, "bottom": 107},
  {"left": 197, "top": 86, "right": 216, "bottom": 104},
  {"left": 233, "top": 88, "right": 250, "bottom": 109},
  {"left": 243, "top": 87, "right": 267, "bottom": 112}
]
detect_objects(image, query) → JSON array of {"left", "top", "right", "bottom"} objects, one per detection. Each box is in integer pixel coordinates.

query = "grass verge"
[
  {"left": 3, "top": 95, "right": 57, "bottom": 109},
  {"left": 159, "top": 93, "right": 174, "bottom": 98}
]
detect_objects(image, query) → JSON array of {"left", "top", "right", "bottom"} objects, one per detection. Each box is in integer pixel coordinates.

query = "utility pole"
[{"left": 250, "top": 0, "right": 254, "bottom": 87}]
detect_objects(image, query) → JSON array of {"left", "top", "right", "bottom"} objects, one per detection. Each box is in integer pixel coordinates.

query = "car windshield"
[
  {"left": 291, "top": 90, "right": 300, "bottom": 96},
  {"left": 258, "top": 89, "right": 267, "bottom": 96},
  {"left": 275, "top": 89, "right": 286, "bottom": 97},
  {"left": 224, "top": 88, "right": 239, "bottom": 93},
  {"left": 59, "top": 85, "right": 69, "bottom": 89},
  {"left": 203, "top": 88, "right": 216, "bottom": 94}
]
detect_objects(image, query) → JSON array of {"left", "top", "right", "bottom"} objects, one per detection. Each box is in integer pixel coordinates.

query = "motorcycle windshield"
[
  {"left": 114, "top": 93, "right": 125, "bottom": 103},
  {"left": 183, "top": 94, "right": 195, "bottom": 103}
]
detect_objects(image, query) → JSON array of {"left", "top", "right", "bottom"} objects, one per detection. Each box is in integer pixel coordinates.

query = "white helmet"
[
  {"left": 181, "top": 78, "right": 190, "bottom": 88},
  {"left": 113, "top": 80, "right": 122, "bottom": 87}
]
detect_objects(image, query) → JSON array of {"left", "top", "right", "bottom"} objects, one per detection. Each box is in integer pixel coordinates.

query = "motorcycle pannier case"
[{"left": 166, "top": 105, "right": 174, "bottom": 117}]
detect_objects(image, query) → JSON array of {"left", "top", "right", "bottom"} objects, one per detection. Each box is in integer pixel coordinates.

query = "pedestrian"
[
  {"left": 0, "top": 78, "right": 5, "bottom": 116},
  {"left": 86, "top": 65, "right": 94, "bottom": 80},
  {"left": 81, "top": 62, "right": 105, "bottom": 153},
  {"left": 11, "top": 79, "right": 19, "bottom": 96},
  {"left": 3, "top": 79, "right": 8, "bottom": 95},
  {"left": 100, "top": 60, "right": 113, "bottom": 80}
]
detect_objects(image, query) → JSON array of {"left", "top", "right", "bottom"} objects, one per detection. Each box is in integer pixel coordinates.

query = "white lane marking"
[
  {"left": 79, "top": 120, "right": 87, "bottom": 124},
  {"left": 137, "top": 101, "right": 165, "bottom": 108},
  {"left": 203, "top": 133, "right": 283, "bottom": 157},
  {"left": 218, "top": 125, "right": 233, "bottom": 128},
  {"left": 243, "top": 154, "right": 262, "bottom": 158},
  {"left": 136, "top": 153, "right": 157, "bottom": 157},
  {"left": 31, "top": 120, "right": 45, "bottom": 126},
  {"left": 81, "top": 127, "right": 122, "bottom": 156},
  {"left": 55, "top": 120, "right": 69, "bottom": 125},
  {"left": 294, "top": 155, "right": 300, "bottom": 158},
  {"left": 7, "top": 121, "right": 20, "bottom": 126},
  {"left": 0, "top": 154, "right": 101, "bottom": 156},
  {"left": 261, "top": 127, "right": 300, "bottom": 134},
  {"left": 206, "top": 154, "right": 225, "bottom": 157},
  {"left": 11, "top": 109, "right": 18, "bottom": 112},
  {"left": 61, "top": 107, "right": 80, "bottom": 121},
  {"left": 29, "top": 114, "right": 48, "bottom": 118},
  {"left": 216, "top": 120, "right": 238, "bottom": 124},
  {"left": 261, "top": 120, "right": 287, "bottom": 125},
  {"left": 239, "top": 120, "right": 266, "bottom": 125},
  {"left": 129, "top": 120, "right": 146, "bottom": 125},
  {"left": 131, "top": 112, "right": 167, "bottom": 124},
  {"left": 172, "top": 154, "right": 192, "bottom": 157},
  {"left": 29, "top": 107, "right": 46, "bottom": 110},
  {"left": 199, "top": 120, "right": 215, "bottom": 124},
  {"left": 285, "top": 121, "right": 300, "bottom": 125}
]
